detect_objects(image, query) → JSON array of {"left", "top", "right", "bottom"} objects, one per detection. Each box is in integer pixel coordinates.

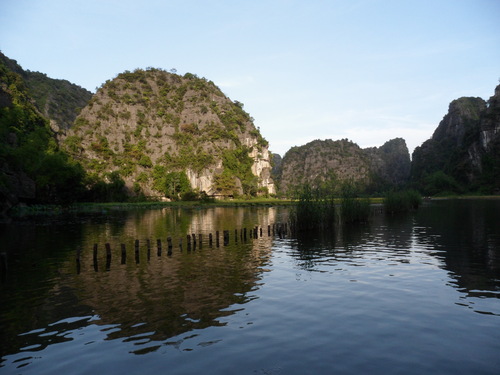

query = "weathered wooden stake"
[
  {"left": 209, "top": 233, "right": 213, "bottom": 247},
  {"left": 121, "top": 244, "right": 126, "bottom": 264},
  {"left": 167, "top": 236, "right": 173, "bottom": 256},
  {"left": 76, "top": 248, "right": 81, "bottom": 274},
  {"left": 93, "top": 244, "right": 98, "bottom": 272},
  {"left": 146, "top": 239, "right": 151, "bottom": 261},
  {"left": 0, "top": 252, "right": 7, "bottom": 275},
  {"left": 216, "top": 231, "right": 220, "bottom": 247},
  {"left": 235, "top": 229, "right": 238, "bottom": 243},
  {"left": 157, "top": 239, "right": 162, "bottom": 256},
  {"left": 260, "top": 227, "right": 263, "bottom": 237},
  {"left": 243, "top": 228, "right": 247, "bottom": 241},
  {"left": 105, "top": 243, "right": 111, "bottom": 271},
  {"left": 268, "top": 225, "right": 271, "bottom": 236},
  {"left": 223, "top": 230, "right": 229, "bottom": 246},
  {"left": 135, "top": 240, "right": 140, "bottom": 264}
]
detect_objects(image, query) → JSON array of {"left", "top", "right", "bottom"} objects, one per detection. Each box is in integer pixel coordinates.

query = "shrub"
[
  {"left": 289, "top": 184, "right": 337, "bottom": 233},
  {"left": 384, "top": 189, "right": 422, "bottom": 214},
  {"left": 339, "top": 182, "right": 370, "bottom": 224}
]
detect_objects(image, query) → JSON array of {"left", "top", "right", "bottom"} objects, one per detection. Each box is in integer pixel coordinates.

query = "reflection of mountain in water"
[
  {"left": 0, "top": 207, "right": 281, "bottom": 357},
  {"left": 286, "top": 199, "right": 500, "bottom": 300},
  {"left": 414, "top": 199, "right": 500, "bottom": 298}
]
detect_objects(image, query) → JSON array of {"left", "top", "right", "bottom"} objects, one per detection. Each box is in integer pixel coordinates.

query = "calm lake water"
[{"left": 1, "top": 199, "right": 499, "bottom": 375}]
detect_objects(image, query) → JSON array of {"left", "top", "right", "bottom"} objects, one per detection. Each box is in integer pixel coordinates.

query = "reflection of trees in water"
[
  {"left": 414, "top": 199, "right": 500, "bottom": 297},
  {"left": 288, "top": 212, "right": 414, "bottom": 270},
  {"left": 286, "top": 200, "right": 500, "bottom": 301}
]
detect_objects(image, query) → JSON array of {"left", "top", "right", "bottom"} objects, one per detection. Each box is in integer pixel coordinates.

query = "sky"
[{"left": 1, "top": 0, "right": 499, "bottom": 157}]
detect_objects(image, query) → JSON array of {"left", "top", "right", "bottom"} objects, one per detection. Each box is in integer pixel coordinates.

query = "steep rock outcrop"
[
  {"left": 279, "top": 138, "right": 411, "bottom": 195},
  {"left": 411, "top": 85, "right": 500, "bottom": 192},
  {"left": 62, "top": 68, "right": 275, "bottom": 197},
  {"left": 364, "top": 138, "right": 411, "bottom": 190}
]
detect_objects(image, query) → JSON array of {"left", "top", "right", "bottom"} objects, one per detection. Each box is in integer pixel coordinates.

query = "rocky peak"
[
  {"left": 278, "top": 138, "right": 410, "bottom": 195},
  {"left": 62, "top": 68, "right": 275, "bottom": 197},
  {"left": 432, "top": 97, "right": 486, "bottom": 146}
]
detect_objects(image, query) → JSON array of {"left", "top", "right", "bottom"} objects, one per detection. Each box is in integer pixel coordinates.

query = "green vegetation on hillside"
[
  {"left": 0, "top": 59, "right": 86, "bottom": 205},
  {"left": 64, "top": 67, "right": 270, "bottom": 199}
]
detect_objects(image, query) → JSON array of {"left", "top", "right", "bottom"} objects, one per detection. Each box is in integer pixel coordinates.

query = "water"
[{"left": 1, "top": 200, "right": 499, "bottom": 374}]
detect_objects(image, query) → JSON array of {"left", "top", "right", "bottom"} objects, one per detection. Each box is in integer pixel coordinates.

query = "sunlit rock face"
[
  {"left": 278, "top": 138, "right": 410, "bottom": 195},
  {"left": 62, "top": 68, "right": 274, "bottom": 198}
]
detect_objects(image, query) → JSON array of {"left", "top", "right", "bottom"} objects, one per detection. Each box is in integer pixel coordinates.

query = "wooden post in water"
[
  {"left": 216, "top": 231, "right": 220, "bottom": 247},
  {"left": 146, "top": 239, "right": 151, "bottom": 261},
  {"left": 209, "top": 233, "right": 213, "bottom": 247},
  {"left": 75, "top": 248, "right": 81, "bottom": 274},
  {"left": 235, "top": 229, "right": 238, "bottom": 243},
  {"left": 243, "top": 228, "right": 247, "bottom": 241},
  {"left": 179, "top": 237, "right": 183, "bottom": 251},
  {"left": 93, "top": 244, "right": 98, "bottom": 272},
  {"left": 260, "top": 227, "right": 263, "bottom": 237},
  {"left": 157, "top": 239, "right": 162, "bottom": 256},
  {"left": 187, "top": 234, "right": 192, "bottom": 251},
  {"left": 199, "top": 234, "right": 203, "bottom": 248},
  {"left": 105, "top": 243, "right": 111, "bottom": 271},
  {"left": 223, "top": 230, "right": 229, "bottom": 246},
  {"left": 268, "top": 225, "right": 271, "bottom": 236},
  {"left": 135, "top": 239, "right": 140, "bottom": 264},
  {"left": 121, "top": 244, "right": 126, "bottom": 264},
  {"left": 0, "top": 252, "right": 6, "bottom": 273},
  {"left": 0, "top": 252, "right": 7, "bottom": 275},
  {"left": 167, "top": 237, "right": 173, "bottom": 255}
]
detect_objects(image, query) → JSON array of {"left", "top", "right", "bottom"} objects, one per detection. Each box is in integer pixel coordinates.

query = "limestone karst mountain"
[
  {"left": 277, "top": 138, "right": 411, "bottom": 195},
  {"left": 411, "top": 84, "right": 500, "bottom": 194},
  {"left": 62, "top": 68, "right": 275, "bottom": 198}
]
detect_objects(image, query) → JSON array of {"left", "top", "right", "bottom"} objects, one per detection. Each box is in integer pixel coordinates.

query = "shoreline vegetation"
[{"left": 6, "top": 194, "right": 500, "bottom": 219}]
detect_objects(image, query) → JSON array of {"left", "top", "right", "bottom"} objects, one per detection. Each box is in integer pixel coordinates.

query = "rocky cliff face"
[
  {"left": 62, "top": 68, "right": 275, "bottom": 197},
  {"left": 278, "top": 138, "right": 410, "bottom": 195},
  {"left": 364, "top": 138, "right": 411, "bottom": 190},
  {"left": 411, "top": 85, "right": 500, "bottom": 193}
]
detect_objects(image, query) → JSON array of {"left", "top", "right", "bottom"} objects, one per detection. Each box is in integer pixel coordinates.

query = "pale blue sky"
[{"left": 1, "top": 0, "right": 499, "bottom": 156}]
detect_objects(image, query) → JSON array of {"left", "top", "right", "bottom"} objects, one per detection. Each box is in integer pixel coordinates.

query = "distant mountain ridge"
[
  {"left": 277, "top": 138, "right": 410, "bottom": 194},
  {"left": 1, "top": 49, "right": 498, "bottom": 213}
]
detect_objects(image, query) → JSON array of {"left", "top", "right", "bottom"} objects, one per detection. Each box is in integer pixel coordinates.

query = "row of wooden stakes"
[{"left": 75, "top": 223, "right": 289, "bottom": 271}]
